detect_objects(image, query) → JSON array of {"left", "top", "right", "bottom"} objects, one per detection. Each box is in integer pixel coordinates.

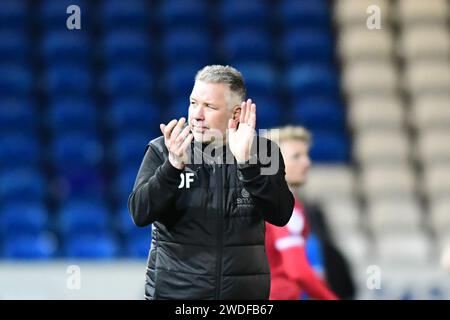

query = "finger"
[
  {"left": 239, "top": 101, "right": 246, "bottom": 123},
  {"left": 228, "top": 118, "right": 238, "bottom": 132},
  {"left": 160, "top": 123, "right": 166, "bottom": 135},
  {"left": 248, "top": 104, "right": 256, "bottom": 129},
  {"left": 175, "top": 125, "right": 191, "bottom": 144},
  {"left": 163, "top": 119, "right": 178, "bottom": 140},
  {"left": 245, "top": 99, "right": 252, "bottom": 123},
  {"left": 177, "top": 133, "right": 193, "bottom": 155},
  {"left": 170, "top": 117, "right": 186, "bottom": 142}
]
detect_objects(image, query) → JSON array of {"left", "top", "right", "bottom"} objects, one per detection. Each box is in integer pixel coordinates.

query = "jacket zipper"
[{"left": 215, "top": 164, "right": 224, "bottom": 299}]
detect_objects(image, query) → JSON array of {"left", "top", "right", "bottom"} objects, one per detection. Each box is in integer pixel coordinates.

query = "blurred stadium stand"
[
  {"left": 0, "top": 0, "right": 449, "bottom": 299},
  {"left": 324, "top": 0, "right": 450, "bottom": 299}
]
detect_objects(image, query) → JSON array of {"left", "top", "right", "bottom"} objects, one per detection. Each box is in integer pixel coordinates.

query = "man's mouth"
[{"left": 193, "top": 126, "right": 208, "bottom": 133}]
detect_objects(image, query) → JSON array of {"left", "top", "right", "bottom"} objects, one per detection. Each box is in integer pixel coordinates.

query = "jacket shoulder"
[
  {"left": 255, "top": 135, "right": 281, "bottom": 156},
  {"left": 257, "top": 135, "right": 277, "bottom": 146},
  {"left": 147, "top": 136, "right": 166, "bottom": 154}
]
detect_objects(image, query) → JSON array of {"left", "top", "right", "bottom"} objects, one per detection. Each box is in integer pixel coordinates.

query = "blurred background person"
[{"left": 265, "top": 126, "right": 354, "bottom": 300}]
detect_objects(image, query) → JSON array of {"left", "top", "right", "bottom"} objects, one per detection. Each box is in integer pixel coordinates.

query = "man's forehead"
[{"left": 191, "top": 81, "right": 229, "bottom": 101}]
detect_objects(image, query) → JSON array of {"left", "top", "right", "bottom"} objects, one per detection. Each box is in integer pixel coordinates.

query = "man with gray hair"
[{"left": 128, "top": 65, "right": 294, "bottom": 299}]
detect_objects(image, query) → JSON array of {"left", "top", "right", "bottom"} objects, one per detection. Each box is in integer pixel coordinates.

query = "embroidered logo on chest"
[{"left": 236, "top": 188, "right": 254, "bottom": 208}]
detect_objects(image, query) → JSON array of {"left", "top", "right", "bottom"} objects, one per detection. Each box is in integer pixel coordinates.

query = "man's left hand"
[{"left": 228, "top": 99, "right": 256, "bottom": 163}]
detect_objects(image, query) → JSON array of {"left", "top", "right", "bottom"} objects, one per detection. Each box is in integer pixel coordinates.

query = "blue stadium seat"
[
  {"left": 0, "top": 134, "right": 40, "bottom": 169},
  {"left": 428, "top": 286, "right": 446, "bottom": 300},
  {"left": 58, "top": 200, "right": 110, "bottom": 236},
  {"left": 234, "top": 63, "right": 278, "bottom": 95},
  {"left": 0, "top": 168, "right": 46, "bottom": 202},
  {"left": 125, "top": 231, "right": 152, "bottom": 258},
  {"left": 115, "top": 206, "right": 150, "bottom": 236},
  {"left": 278, "top": 0, "right": 330, "bottom": 29},
  {"left": 114, "top": 166, "right": 141, "bottom": 202},
  {"left": 0, "top": 0, "right": 28, "bottom": 31},
  {"left": 0, "top": 202, "right": 49, "bottom": 236},
  {"left": 64, "top": 232, "right": 119, "bottom": 259},
  {"left": 166, "top": 97, "right": 190, "bottom": 120},
  {"left": 309, "top": 130, "right": 351, "bottom": 163},
  {"left": 103, "top": 65, "right": 154, "bottom": 97},
  {"left": 53, "top": 168, "right": 106, "bottom": 202},
  {"left": 2, "top": 233, "right": 57, "bottom": 259},
  {"left": 292, "top": 97, "right": 346, "bottom": 132},
  {"left": 47, "top": 98, "right": 97, "bottom": 133},
  {"left": 399, "top": 289, "right": 416, "bottom": 300},
  {"left": 162, "top": 29, "right": 213, "bottom": 65},
  {"left": 159, "top": 0, "right": 209, "bottom": 29},
  {"left": 222, "top": 29, "right": 272, "bottom": 63},
  {"left": 45, "top": 65, "right": 92, "bottom": 97},
  {"left": 111, "top": 132, "right": 152, "bottom": 169},
  {"left": 51, "top": 133, "right": 103, "bottom": 171},
  {"left": 99, "top": 0, "right": 150, "bottom": 30},
  {"left": 39, "top": 0, "right": 90, "bottom": 29},
  {"left": 117, "top": 205, "right": 152, "bottom": 258},
  {"left": 0, "top": 31, "right": 29, "bottom": 63},
  {"left": 0, "top": 65, "right": 32, "bottom": 97},
  {"left": 107, "top": 98, "right": 160, "bottom": 134},
  {"left": 116, "top": 206, "right": 132, "bottom": 235},
  {"left": 286, "top": 64, "right": 339, "bottom": 97},
  {"left": 164, "top": 65, "right": 199, "bottom": 99},
  {"left": 41, "top": 31, "right": 91, "bottom": 66},
  {"left": 0, "top": 99, "right": 37, "bottom": 133},
  {"left": 220, "top": 0, "right": 270, "bottom": 30},
  {"left": 102, "top": 30, "right": 152, "bottom": 66},
  {"left": 250, "top": 94, "right": 284, "bottom": 130},
  {"left": 281, "top": 28, "right": 334, "bottom": 63}
]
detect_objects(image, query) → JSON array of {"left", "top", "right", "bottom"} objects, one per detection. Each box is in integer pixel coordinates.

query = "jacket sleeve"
[
  {"left": 127, "top": 139, "right": 183, "bottom": 227},
  {"left": 236, "top": 137, "right": 294, "bottom": 226}
]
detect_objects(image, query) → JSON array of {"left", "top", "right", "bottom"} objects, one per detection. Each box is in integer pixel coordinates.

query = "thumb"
[{"left": 228, "top": 118, "right": 237, "bottom": 132}]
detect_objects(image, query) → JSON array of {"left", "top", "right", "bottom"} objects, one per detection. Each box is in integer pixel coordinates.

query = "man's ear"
[{"left": 232, "top": 105, "right": 241, "bottom": 121}]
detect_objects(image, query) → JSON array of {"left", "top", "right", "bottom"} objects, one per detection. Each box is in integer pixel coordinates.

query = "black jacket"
[{"left": 128, "top": 135, "right": 294, "bottom": 300}]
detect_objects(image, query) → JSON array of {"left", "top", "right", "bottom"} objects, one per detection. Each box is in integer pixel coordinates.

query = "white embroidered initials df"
[{"left": 178, "top": 172, "right": 195, "bottom": 189}]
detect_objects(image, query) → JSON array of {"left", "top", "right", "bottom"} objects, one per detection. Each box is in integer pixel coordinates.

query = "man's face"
[
  {"left": 188, "top": 81, "right": 238, "bottom": 144},
  {"left": 279, "top": 139, "right": 311, "bottom": 187}
]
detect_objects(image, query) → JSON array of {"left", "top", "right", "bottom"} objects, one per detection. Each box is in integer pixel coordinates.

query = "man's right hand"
[{"left": 160, "top": 117, "right": 193, "bottom": 170}]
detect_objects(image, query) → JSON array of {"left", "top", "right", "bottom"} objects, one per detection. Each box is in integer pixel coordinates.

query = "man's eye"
[{"left": 190, "top": 101, "right": 196, "bottom": 106}]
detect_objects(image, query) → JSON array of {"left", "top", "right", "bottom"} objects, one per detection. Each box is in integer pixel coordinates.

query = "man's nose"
[{"left": 192, "top": 105, "right": 205, "bottom": 119}]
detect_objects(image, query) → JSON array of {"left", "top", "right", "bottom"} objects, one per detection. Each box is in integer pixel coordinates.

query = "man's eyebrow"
[{"left": 190, "top": 97, "right": 215, "bottom": 106}]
